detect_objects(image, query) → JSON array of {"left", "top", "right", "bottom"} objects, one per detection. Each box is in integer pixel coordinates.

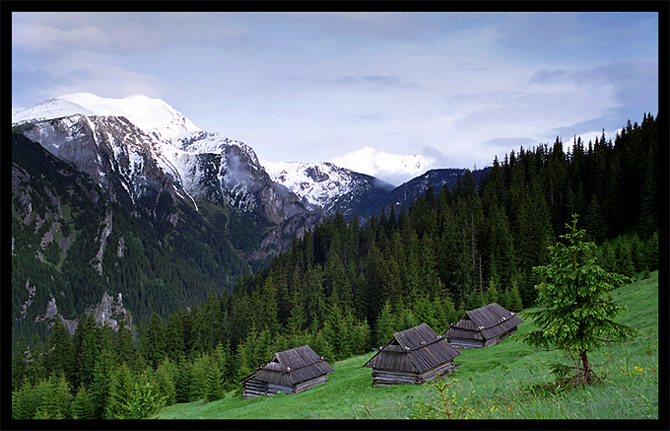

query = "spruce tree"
[
  {"left": 374, "top": 300, "right": 395, "bottom": 347},
  {"left": 190, "top": 354, "right": 209, "bottom": 401},
  {"left": 585, "top": 194, "right": 607, "bottom": 244},
  {"left": 414, "top": 293, "right": 437, "bottom": 331},
  {"left": 643, "top": 231, "right": 658, "bottom": 272},
  {"left": 73, "top": 314, "right": 99, "bottom": 389},
  {"left": 71, "top": 385, "right": 95, "bottom": 419},
  {"left": 397, "top": 307, "right": 419, "bottom": 332},
  {"left": 502, "top": 276, "right": 523, "bottom": 312},
  {"left": 31, "top": 376, "right": 65, "bottom": 419},
  {"left": 165, "top": 313, "right": 186, "bottom": 361},
  {"left": 115, "top": 318, "right": 139, "bottom": 371},
  {"left": 141, "top": 312, "right": 167, "bottom": 369},
  {"left": 52, "top": 372, "right": 73, "bottom": 419},
  {"left": 155, "top": 357, "right": 177, "bottom": 406},
  {"left": 486, "top": 276, "right": 500, "bottom": 305},
  {"left": 126, "top": 371, "right": 165, "bottom": 418},
  {"left": 322, "top": 291, "right": 349, "bottom": 361},
  {"left": 105, "top": 363, "right": 134, "bottom": 419},
  {"left": 175, "top": 355, "right": 193, "bottom": 403},
  {"left": 286, "top": 280, "right": 306, "bottom": 337},
  {"left": 350, "top": 319, "right": 371, "bottom": 355},
  {"left": 204, "top": 357, "right": 225, "bottom": 402},
  {"left": 259, "top": 276, "right": 280, "bottom": 335},
  {"left": 211, "top": 342, "right": 230, "bottom": 387},
  {"left": 12, "top": 335, "right": 28, "bottom": 390},
  {"left": 305, "top": 265, "right": 326, "bottom": 329},
  {"left": 521, "top": 215, "right": 633, "bottom": 385},
  {"left": 91, "top": 335, "right": 115, "bottom": 418},
  {"left": 44, "top": 320, "right": 74, "bottom": 384},
  {"left": 12, "top": 380, "right": 38, "bottom": 419},
  {"left": 27, "top": 335, "right": 47, "bottom": 384}
]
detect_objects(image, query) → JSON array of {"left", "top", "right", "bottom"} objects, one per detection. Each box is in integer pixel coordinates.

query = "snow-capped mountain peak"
[
  {"left": 262, "top": 160, "right": 394, "bottom": 215},
  {"left": 12, "top": 98, "right": 96, "bottom": 124},
  {"left": 330, "top": 146, "right": 435, "bottom": 186},
  {"left": 13, "top": 93, "right": 200, "bottom": 140}
]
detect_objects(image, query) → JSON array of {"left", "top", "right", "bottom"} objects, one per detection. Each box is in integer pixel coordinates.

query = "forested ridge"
[{"left": 11, "top": 114, "right": 659, "bottom": 419}]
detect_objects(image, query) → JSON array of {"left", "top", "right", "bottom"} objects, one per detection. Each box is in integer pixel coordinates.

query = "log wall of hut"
[
  {"left": 243, "top": 375, "right": 294, "bottom": 399},
  {"left": 243, "top": 374, "right": 329, "bottom": 398},
  {"left": 294, "top": 374, "right": 329, "bottom": 394},
  {"left": 371, "top": 360, "right": 455, "bottom": 386}
]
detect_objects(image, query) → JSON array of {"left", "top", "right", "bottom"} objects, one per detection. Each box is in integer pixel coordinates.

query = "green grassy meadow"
[{"left": 153, "top": 271, "right": 659, "bottom": 420}]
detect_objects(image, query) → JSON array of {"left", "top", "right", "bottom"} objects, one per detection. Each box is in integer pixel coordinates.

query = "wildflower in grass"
[{"left": 409, "top": 375, "right": 475, "bottom": 420}]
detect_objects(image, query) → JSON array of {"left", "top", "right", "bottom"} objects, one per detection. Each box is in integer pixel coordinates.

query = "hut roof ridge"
[
  {"left": 447, "top": 302, "right": 523, "bottom": 341},
  {"left": 465, "top": 303, "right": 517, "bottom": 328}
]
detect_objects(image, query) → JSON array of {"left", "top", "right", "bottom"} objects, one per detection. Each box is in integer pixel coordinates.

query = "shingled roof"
[
  {"left": 363, "top": 323, "right": 460, "bottom": 373},
  {"left": 447, "top": 303, "right": 523, "bottom": 341},
  {"left": 244, "top": 345, "right": 335, "bottom": 386}
]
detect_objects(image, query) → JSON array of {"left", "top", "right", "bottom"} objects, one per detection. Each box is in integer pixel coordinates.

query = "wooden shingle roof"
[
  {"left": 244, "top": 345, "right": 334, "bottom": 386},
  {"left": 364, "top": 323, "right": 460, "bottom": 373},
  {"left": 447, "top": 303, "right": 523, "bottom": 340}
]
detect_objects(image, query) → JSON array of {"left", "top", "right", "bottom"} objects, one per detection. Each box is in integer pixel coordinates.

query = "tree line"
[{"left": 12, "top": 113, "right": 658, "bottom": 418}]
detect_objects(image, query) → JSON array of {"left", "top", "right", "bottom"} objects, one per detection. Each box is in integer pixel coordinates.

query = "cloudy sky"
[{"left": 12, "top": 11, "right": 659, "bottom": 185}]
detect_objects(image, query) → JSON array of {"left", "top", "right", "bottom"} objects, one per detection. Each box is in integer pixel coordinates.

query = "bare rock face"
[
  {"left": 33, "top": 295, "right": 79, "bottom": 335},
  {"left": 29, "top": 290, "right": 133, "bottom": 336},
  {"left": 170, "top": 131, "right": 309, "bottom": 224},
  {"left": 87, "top": 291, "right": 133, "bottom": 331}
]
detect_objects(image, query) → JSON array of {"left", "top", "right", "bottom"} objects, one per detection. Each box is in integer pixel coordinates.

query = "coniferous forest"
[{"left": 12, "top": 114, "right": 659, "bottom": 419}]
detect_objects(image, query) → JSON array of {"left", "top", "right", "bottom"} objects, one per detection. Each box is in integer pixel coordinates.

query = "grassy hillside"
[{"left": 154, "top": 271, "right": 659, "bottom": 420}]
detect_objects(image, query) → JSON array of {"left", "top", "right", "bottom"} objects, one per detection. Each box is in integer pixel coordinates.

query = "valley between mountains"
[{"left": 11, "top": 93, "right": 483, "bottom": 341}]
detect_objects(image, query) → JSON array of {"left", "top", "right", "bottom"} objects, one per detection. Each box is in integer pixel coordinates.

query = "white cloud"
[
  {"left": 12, "top": 12, "right": 657, "bottom": 176},
  {"left": 12, "top": 23, "right": 110, "bottom": 51}
]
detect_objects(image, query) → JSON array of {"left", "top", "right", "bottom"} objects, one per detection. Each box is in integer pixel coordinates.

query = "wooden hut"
[
  {"left": 445, "top": 303, "right": 523, "bottom": 350},
  {"left": 241, "top": 345, "right": 334, "bottom": 398},
  {"left": 363, "top": 323, "right": 461, "bottom": 386}
]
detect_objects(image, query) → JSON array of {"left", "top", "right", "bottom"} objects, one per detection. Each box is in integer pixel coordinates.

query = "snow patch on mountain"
[
  {"left": 263, "top": 161, "right": 357, "bottom": 208},
  {"left": 330, "top": 146, "right": 435, "bottom": 186},
  {"left": 261, "top": 160, "right": 395, "bottom": 215},
  {"left": 13, "top": 93, "right": 200, "bottom": 140},
  {"left": 12, "top": 99, "right": 96, "bottom": 124}
]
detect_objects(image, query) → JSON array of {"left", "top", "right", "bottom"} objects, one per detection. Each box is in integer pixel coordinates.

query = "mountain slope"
[
  {"left": 10, "top": 95, "right": 320, "bottom": 340},
  {"left": 379, "top": 167, "right": 490, "bottom": 212},
  {"left": 14, "top": 111, "right": 314, "bottom": 252},
  {"left": 11, "top": 132, "right": 251, "bottom": 340}
]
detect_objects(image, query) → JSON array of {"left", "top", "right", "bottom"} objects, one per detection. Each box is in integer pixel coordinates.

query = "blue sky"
[{"left": 12, "top": 12, "right": 659, "bottom": 182}]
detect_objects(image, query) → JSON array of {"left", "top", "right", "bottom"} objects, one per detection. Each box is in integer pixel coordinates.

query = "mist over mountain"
[{"left": 330, "top": 145, "right": 436, "bottom": 186}]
